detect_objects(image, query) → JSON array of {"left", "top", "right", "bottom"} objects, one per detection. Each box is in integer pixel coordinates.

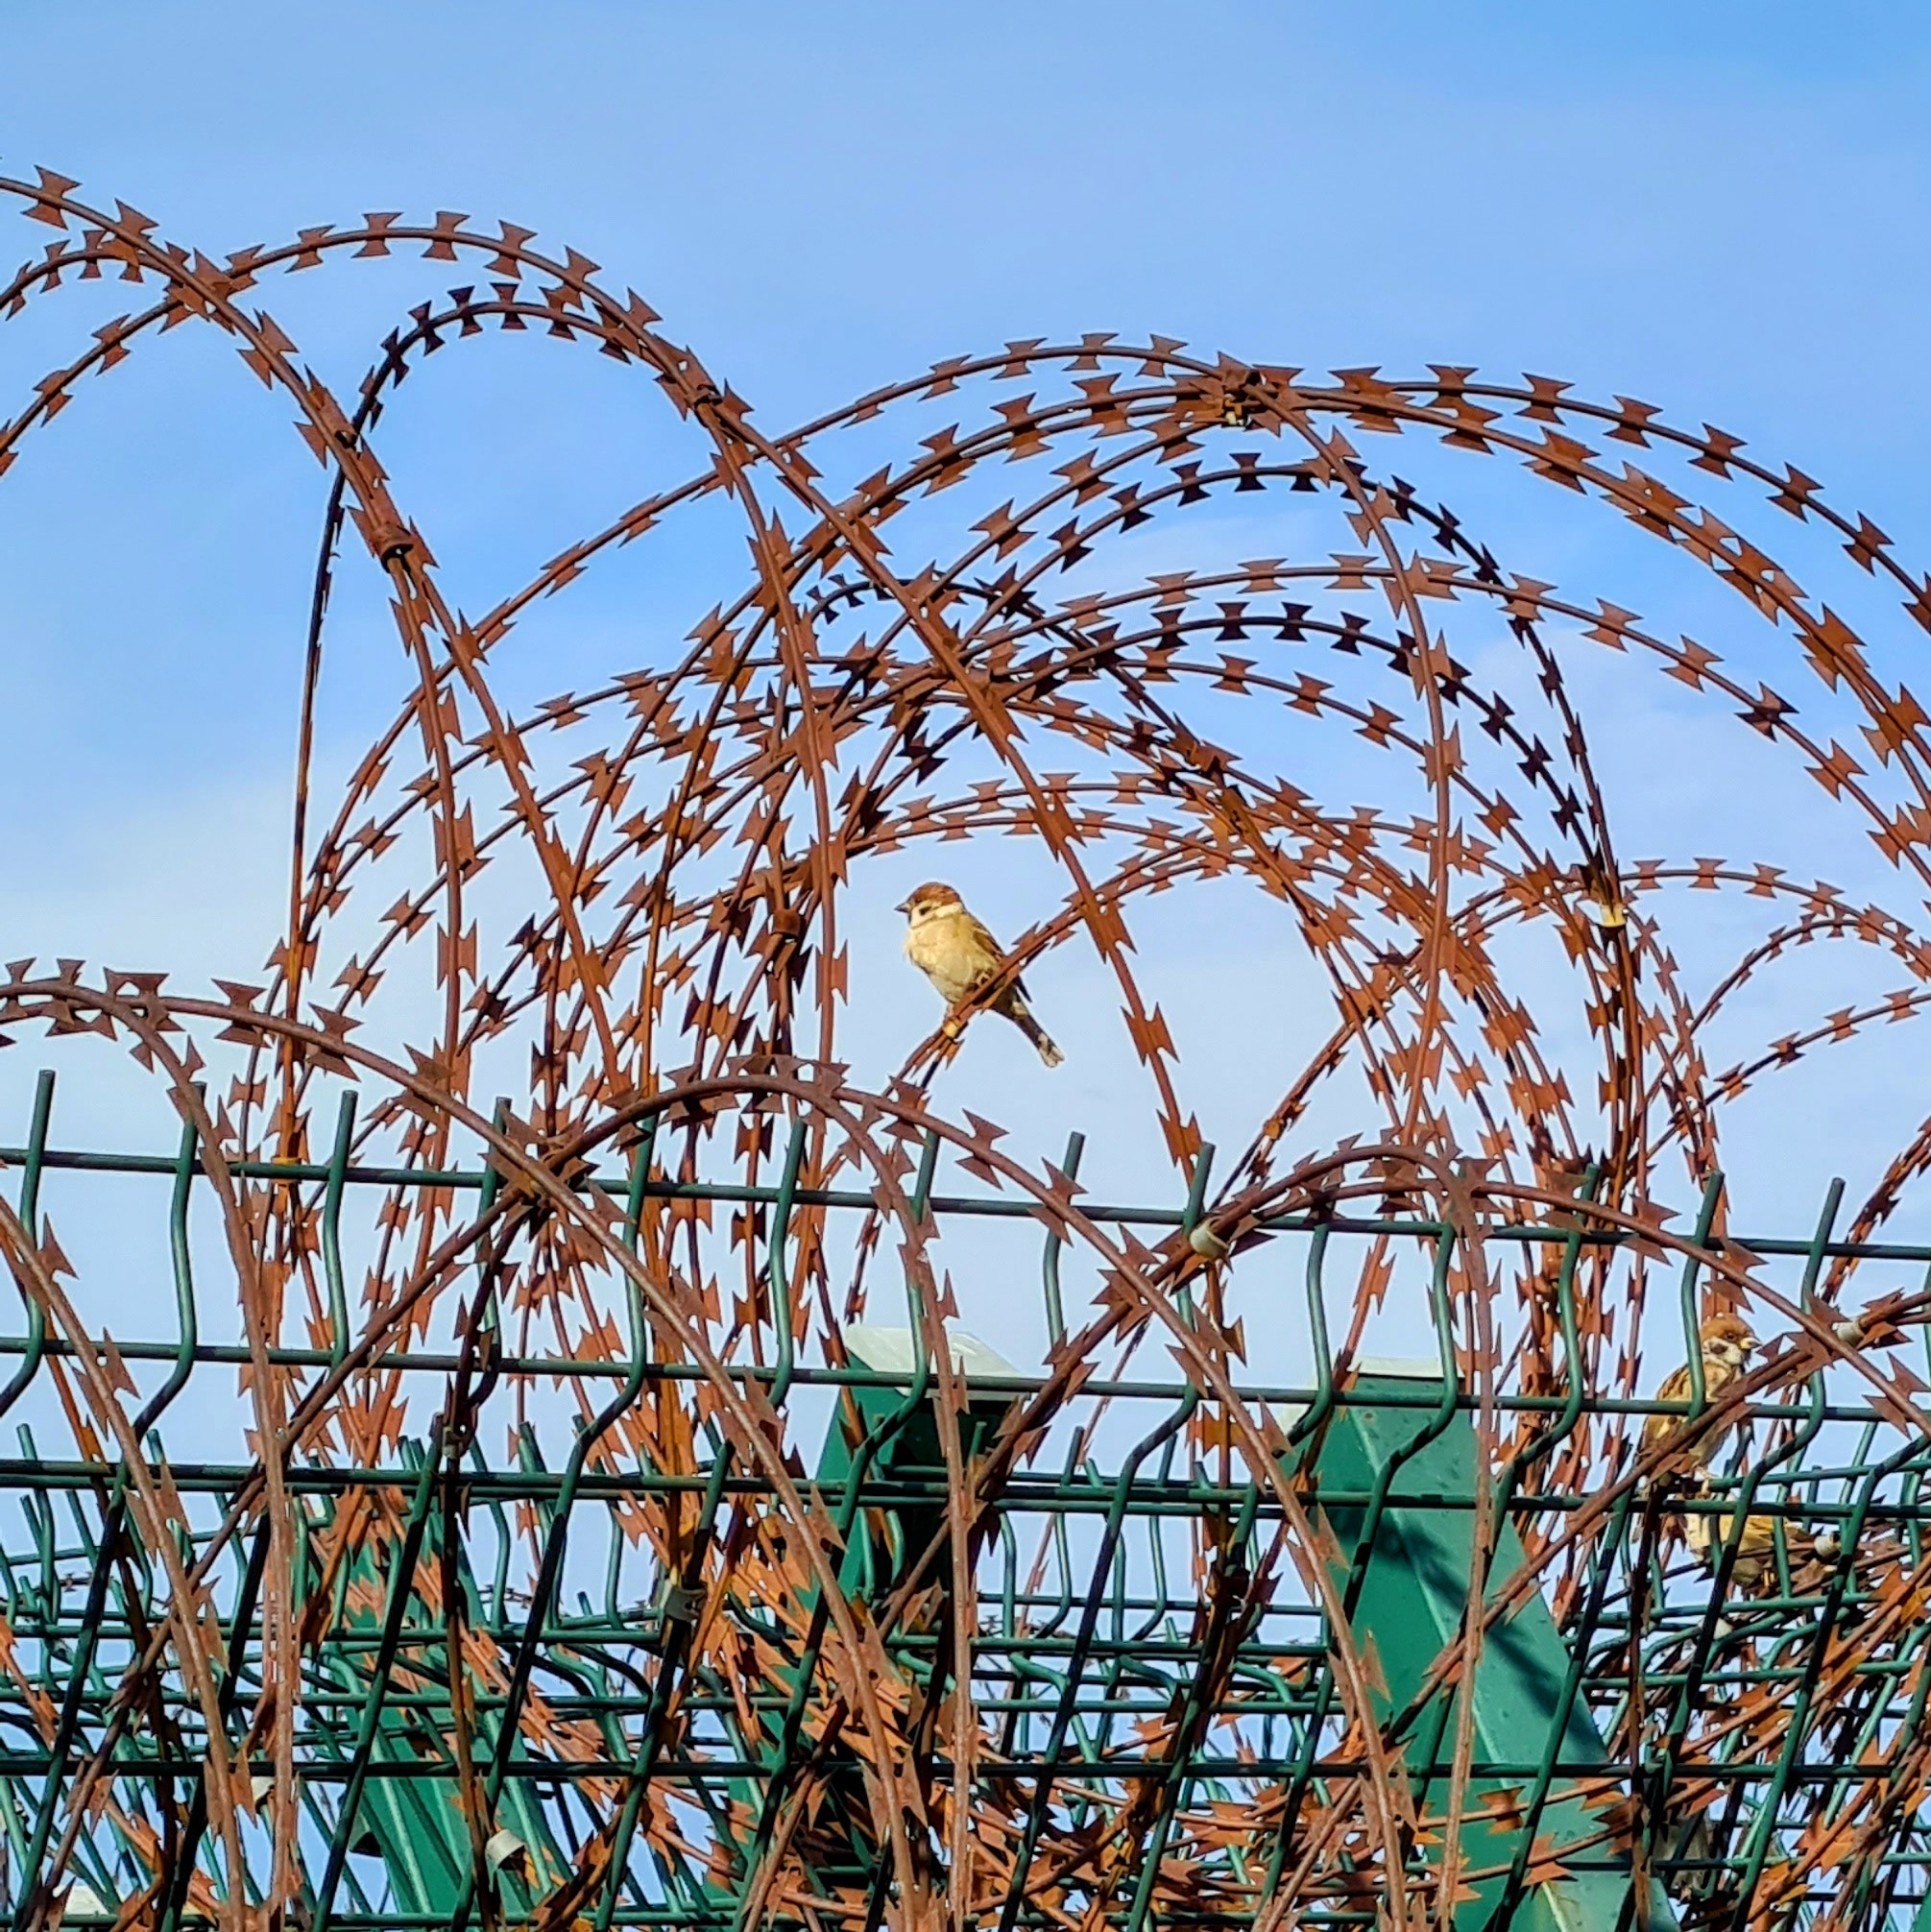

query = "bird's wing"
[
  {"left": 963, "top": 912, "right": 1029, "bottom": 993},
  {"left": 1644, "top": 1363, "right": 1692, "bottom": 1443},
  {"left": 963, "top": 912, "right": 1006, "bottom": 961}
]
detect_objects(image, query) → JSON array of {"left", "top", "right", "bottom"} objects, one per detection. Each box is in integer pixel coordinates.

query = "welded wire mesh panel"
[
  {"left": 1, "top": 168, "right": 1930, "bottom": 1928},
  {"left": 0, "top": 1110, "right": 1928, "bottom": 1929}
]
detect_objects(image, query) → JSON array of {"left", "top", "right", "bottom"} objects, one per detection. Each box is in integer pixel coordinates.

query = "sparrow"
[
  {"left": 897, "top": 881, "right": 1064, "bottom": 1067},
  {"left": 1643, "top": 1314, "right": 1757, "bottom": 1471},
  {"left": 1683, "top": 1498, "right": 1821, "bottom": 1598}
]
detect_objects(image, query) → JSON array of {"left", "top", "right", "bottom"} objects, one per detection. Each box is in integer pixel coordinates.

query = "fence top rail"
[{"left": 6, "top": 1133, "right": 1926, "bottom": 1264}]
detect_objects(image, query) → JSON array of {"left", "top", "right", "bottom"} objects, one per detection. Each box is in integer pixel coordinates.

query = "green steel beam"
[
  {"left": 709, "top": 1325, "right": 1021, "bottom": 1914},
  {"left": 309, "top": 1459, "right": 569, "bottom": 1928},
  {"left": 1307, "top": 1363, "right": 1669, "bottom": 1931}
]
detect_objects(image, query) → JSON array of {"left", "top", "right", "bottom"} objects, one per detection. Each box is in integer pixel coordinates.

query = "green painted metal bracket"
[
  {"left": 816, "top": 1325, "right": 1020, "bottom": 1603},
  {"left": 311, "top": 1456, "right": 569, "bottom": 1928},
  {"left": 1306, "top": 1363, "right": 1672, "bottom": 1932},
  {"left": 707, "top": 1325, "right": 1021, "bottom": 1916}
]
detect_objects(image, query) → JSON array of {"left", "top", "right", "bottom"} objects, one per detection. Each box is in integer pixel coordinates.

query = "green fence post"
[{"left": 1308, "top": 1362, "right": 1671, "bottom": 1931}]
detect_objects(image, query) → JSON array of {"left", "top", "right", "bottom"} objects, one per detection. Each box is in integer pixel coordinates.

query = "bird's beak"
[{"left": 895, "top": 897, "right": 911, "bottom": 915}]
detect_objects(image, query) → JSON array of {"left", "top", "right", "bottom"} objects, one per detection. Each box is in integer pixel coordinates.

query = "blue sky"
[
  {"left": 1, "top": 1, "right": 1928, "bottom": 1270},
  {"left": 1, "top": 2, "right": 1923, "bottom": 784}
]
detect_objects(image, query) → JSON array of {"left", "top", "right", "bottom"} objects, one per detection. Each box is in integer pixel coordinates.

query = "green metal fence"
[{"left": 2, "top": 1078, "right": 1929, "bottom": 1929}]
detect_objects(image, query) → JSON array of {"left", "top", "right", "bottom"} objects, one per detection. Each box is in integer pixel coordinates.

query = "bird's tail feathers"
[{"left": 1008, "top": 1001, "right": 1065, "bottom": 1069}]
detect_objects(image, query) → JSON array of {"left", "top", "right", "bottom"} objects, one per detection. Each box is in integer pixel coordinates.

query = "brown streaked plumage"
[
  {"left": 1644, "top": 1314, "right": 1757, "bottom": 1469},
  {"left": 897, "top": 881, "right": 1064, "bottom": 1067},
  {"left": 1684, "top": 1497, "right": 1818, "bottom": 1597}
]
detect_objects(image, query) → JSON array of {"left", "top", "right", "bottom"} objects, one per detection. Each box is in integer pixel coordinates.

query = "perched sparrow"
[
  {"left": 897, "top": 881, "right": 1064, "bottom": 1067},
  {"left": 1643, "top": 1315, "right": 1757, "bottom": 1469},
  {"left": 1684, "top": 1499, "right": 1819, "bottom": 1598}
]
